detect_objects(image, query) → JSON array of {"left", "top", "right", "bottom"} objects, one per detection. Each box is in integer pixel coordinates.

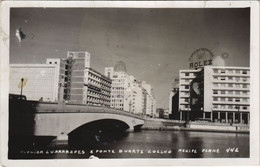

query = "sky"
[{"left": 10, "top": 8, "right": 250, "bottom": 108}]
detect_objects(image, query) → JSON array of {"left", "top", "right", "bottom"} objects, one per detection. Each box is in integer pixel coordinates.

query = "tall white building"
[
  {"left": 105, "top": 63, "right": 156, "bottom": 115},
  {"left": 65, "top": 50, "right": 111, "bottom": 106},
  {"left": 105, "top": 68, "right": 130, "bottom": 110},
  {"left": 179, "top": 69, "right": 201, "bottom": 114},
  {"left": 10, "top": 62, "right": 63, "bottom": 102},
  {"left": 178, "top": 66, "right": 250, "bottom": 124},
  {"left": 10, "top": 50, "right": 112, "bottom": 106},
  {"left": 204, "top": 66, "right": 250, "bottom": 123}
]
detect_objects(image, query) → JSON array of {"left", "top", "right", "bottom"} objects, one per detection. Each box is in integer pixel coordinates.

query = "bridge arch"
[
  {"left": 34, "top": 112, "right": 144, "bottom": 141},
  {"left": 68, "top": 119, "right": 130, "bottom": 147}
]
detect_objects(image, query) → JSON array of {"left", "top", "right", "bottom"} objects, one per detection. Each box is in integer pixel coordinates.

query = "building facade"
[
  {"left": 203, "top": 66, "right": 250, "bottom": 123},
  {"left": 105, "top": 62, "right": 156, "bottom": 115},
  {"left": 169, "top": 88, "right": 179, "bottom": 120},
  {"left": 84, "top": 68, "right": 112, "bottom": 107},
  {"left": 10, "top": 50, "right": 112, "bottom": 107},
  {"left": 178, "top": 66, "right": 250, "bottom": 124},
  {"left": 64, "top": 50, "right": 111, "bottom": 106},
  {"left": 179, "top": 69, "right": 201, "bottom": 120},
  {"left": 9, "top": 63, "right": 61, "bottom": 102},
  {"left": 64, "top": 50, "right": 90, "bottom": 104}
]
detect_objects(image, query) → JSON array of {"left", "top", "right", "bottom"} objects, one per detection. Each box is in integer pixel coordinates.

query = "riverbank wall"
[{"left": 141, "top": 118, "right": 249, "bottom": 133}]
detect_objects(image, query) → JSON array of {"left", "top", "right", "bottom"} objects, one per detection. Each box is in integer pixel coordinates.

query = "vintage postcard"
[{"left": 0, "top": 1, "right": 259, "bottom": 166}]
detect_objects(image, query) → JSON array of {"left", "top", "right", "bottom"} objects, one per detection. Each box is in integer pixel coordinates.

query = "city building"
[
  {"left": 169, "top": 77, "right": 180, "bottom": 119},
  {"left": 10, "top": 50, "right": 112, "bottom": 107},
  {"left": 105, "top": 61, "right": 156, "bottom": 115},
  {"left": 169, "top": 88, "right": 179, "bottom": 120},
  {"left": 156, "top": 108, "right": 165, "bottom": 118},
  {"left": 179, "top": 69, "right": 201, "bottom": 120},
  {"left": 105, "top": 66, "right": 130, "bottom": 110},
  {"left": 178, "top": 66, "right": 250, "bottom": 124},
  {"left": 203, "top": 66, "right": 250, "bottom": 124},
  {"left": 9, "top": 62, "right": 63, "bottom": 102},
  {"left": 64, "top": 50, "right": 111, "bottom": 106},
  {"left": 164, "top": 109, "right": 170, "bottom": 119}
]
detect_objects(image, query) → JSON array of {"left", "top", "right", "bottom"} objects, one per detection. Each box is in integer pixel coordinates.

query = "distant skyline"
[{"left": 10, "top": 8, "right": 250, "bottom": 108}]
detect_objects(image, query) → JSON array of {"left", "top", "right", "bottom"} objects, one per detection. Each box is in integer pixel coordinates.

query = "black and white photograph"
[{"left": 0, "top": 1, "right": 259, "bottom": 166}]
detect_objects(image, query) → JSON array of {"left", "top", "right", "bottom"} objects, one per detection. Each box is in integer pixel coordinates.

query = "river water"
[{"left": 9, "top": 130, "right": 249, "bottom": 159}]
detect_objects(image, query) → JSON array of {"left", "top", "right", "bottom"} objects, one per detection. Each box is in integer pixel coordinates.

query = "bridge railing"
[{"left": 33, "top": 101, "right": 144, "bottom": 120}]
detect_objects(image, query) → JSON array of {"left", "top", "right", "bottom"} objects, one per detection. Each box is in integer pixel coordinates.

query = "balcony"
[
  {"left": 212, "top": 101, "right": 249, "bottom": 105},
  {"left": 212, "top": 94, "right": 250, "bottom": 98},
  {"left": 212, "top": 108, "right": 249, "bottom": 112}
]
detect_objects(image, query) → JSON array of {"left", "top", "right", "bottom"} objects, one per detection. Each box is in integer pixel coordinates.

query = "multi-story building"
[
  {"left": 169, "top": 77, "right": 180, "bottom": 119},
  {"left": 105, "top": 62, "right": 156, "bottom": 115},
  {"left": 105, "top": 67, "right": 130, "bottom": 110},
  {"left": 10, "top": 50, "right": 112, "bottom": 107},
  {"left": 169, "top": 88, "right": 179, "bottom": 120},
  {"left": 64, "top": 50, "right": 111, "bottom": 107},
  {"left": 203, "top": 66, "right": 250, "bottom": 124},
  {"left": 179, "top": 69, "right": 201, "bottom": 120},
  {"left": 46, "top": 58, "right": 67, "bottom": 101},
  {"left": 84, "top": 68, "right": 112, "bottom": 107},
  {"left": 151, "top": 98, "right": 156, "bottom": 117},
  {"left": 64, "top": 50, "right": 90, "bottom": 104},
  {"left": 9, "top": 62, "right": 63, "bottom": 102},
  {"left": 178, "top": 66, "right": 250, "bottom": 124}
]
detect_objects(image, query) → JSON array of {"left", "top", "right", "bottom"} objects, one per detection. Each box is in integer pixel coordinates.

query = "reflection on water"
[{"left": 9, "top": 130, "right": 249, "bottom": 159}]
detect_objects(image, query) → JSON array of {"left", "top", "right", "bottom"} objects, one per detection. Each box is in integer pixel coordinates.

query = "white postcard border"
[{"left": 1, "top": 1, "right": 259, "bottom": 166}]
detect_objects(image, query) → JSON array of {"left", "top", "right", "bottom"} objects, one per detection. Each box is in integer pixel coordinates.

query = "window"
[
  {"left": 242, "top": 91, "right": 247, "bottom": 95},
  {"left": 235, "top": 91, "right": 240, "bottom": 95},
  {"left": 185, "top": 73, "right": 189, "bottom": 76},
  {"left": 213, "top": 69, "right": 218, "bottom": 73},
  {"left": 213, "top": 90, "right": 218, "bottom": 94},
  {"left": 228, "top": 105, "right": 233, "bottom": 109},
  {"left": 220, "top": 105, "right": 225, "bottom": 109},
  {"left": 235, "top": 98, "right": 240, "bottom": 102},
  {"left": 221, "top": 84, "right": 226, "bottom": 87},
  {"left": 235, "top": 77, "right": 240, "bottom": 81},
  {"left": 221, "top": 77, "right": 226, "bottom": 81},
  {"left": 228, "top": 70, "right": 233, "bottom": 74},
  {"left": 242, "top": 84, "right": 247, "bottom": 88},
  {"left": 213, "top": 105, "right": 218, "bottom": 109},
  {"left": 221, "top": 69, "right": 225, "bottom": 73},
  {"left": 185, "top": 79, "right": 189, "bottom": 83},
  {"left": 213, "top": 83, "right": 218, "bottom": 87},
  {"left": 242, "top": 70, "right": 247, "bottom": 74},
  {"left": 242, "top": 98, "right": 248, "bottom": 102},
  {"left": 228, "top": 91, "right": 233, "bottom": 94},
  {"left": 243, "top": 106, "right": 248, "bottom": 110},
  {"left": 242, "top": 77, "right": 247, "bottom": 82},
  {"left": 228, "top": 98, "right": 233, "bottom": 102},
  {"left": 228, "top": 77, "right": 233, "bottom": 80},
  {"left": 235, "top": 70, "right": 240, "bottom": 74},
  {"left": 228, "top": 84, "right": 233, "bottom": 87},
  {"left": 213, "top": 77, "right": 218, "bottom": 80},
  {"left": 235, "top": 84, "right": 240, "bottom": 88},
  {"left": 213, "top": 98, "right": 218, "bottom": 101},
  {"left": 185, "top": 85, "right": 189, "bottom": 89},
  {"left": 221, "top": 98, "right": 225, "bottom": 101},
  {"left": 185, "top": 98, "right": 189, "bottom": 102},
  {"left": 185, "top": 92, "right": 189, "bottom": 95},
  {"left": 185, "top": 105, "right": 189, "bottom": 108},
  {"left": 221, "top": 90, "right": 225, "bottom": 94}
]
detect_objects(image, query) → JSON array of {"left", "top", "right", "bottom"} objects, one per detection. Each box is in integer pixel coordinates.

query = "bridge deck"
[{"left": 32, "top": 101, "right": 144, "bottom": 120}]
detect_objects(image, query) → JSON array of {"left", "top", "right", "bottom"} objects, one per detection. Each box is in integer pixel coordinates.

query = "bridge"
[{"left": 9, "top": 95, "right": 145, "bottom": 145}]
